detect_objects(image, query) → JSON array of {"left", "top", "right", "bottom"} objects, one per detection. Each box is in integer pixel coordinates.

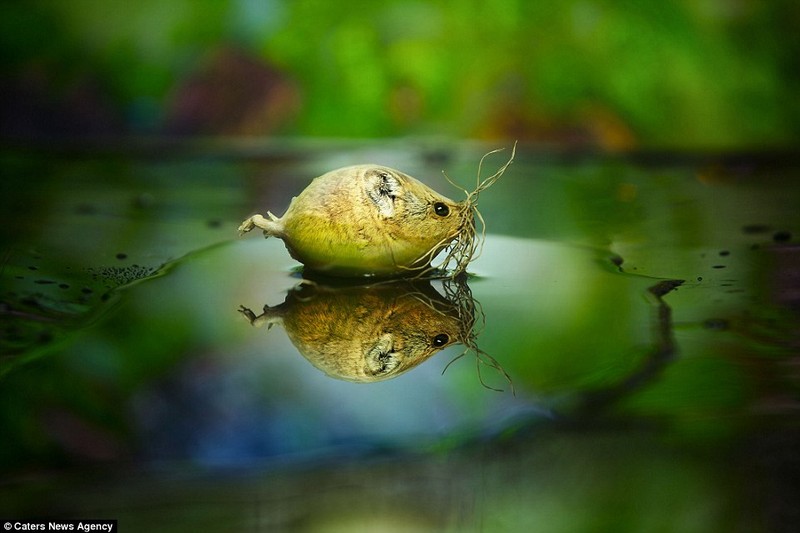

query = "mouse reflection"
[{"left": 238, "top": 278, "right": 477, "bottom": 383}]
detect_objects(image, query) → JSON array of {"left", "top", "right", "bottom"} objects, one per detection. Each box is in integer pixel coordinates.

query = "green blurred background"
[{"left": 2, "top": 0, "right": 799, "bottom": 149}]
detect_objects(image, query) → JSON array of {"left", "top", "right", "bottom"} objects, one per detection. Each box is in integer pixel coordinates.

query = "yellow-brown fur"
[{"left": 239, "top": 281, "right": 463, "bottom": 382}]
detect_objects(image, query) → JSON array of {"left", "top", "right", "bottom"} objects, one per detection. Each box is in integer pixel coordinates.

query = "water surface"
[{"left": 1, "top": 141, "right": 798, "bottom": 531}]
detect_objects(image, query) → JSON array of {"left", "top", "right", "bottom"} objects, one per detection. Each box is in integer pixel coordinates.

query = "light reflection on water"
[
  {"left": 128, "top": 237, "right": 558, "bottom": 466},
  {"left": 1, "top": 145, "right": 799, "bottom": 530}
]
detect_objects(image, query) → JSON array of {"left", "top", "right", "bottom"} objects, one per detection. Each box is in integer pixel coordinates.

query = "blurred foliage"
[{"left": 1, "top": 0, "right": 799, "bottom": 148}]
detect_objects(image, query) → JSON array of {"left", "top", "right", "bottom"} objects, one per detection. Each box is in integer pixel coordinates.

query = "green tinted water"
[{"left": 1, "top": 142, "right": 798, "bottom": 531}]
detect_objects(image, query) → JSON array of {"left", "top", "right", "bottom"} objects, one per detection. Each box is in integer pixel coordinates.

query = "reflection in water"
[
  {"left": 571, "top": 279, "right": 683, "bottom": 418},
  {"left": 239, "top": 276, "right": 510, "bottom": 387}
]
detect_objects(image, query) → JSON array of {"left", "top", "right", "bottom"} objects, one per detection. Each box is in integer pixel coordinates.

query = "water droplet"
[
  {"left": 742, "top": 224, "right": 770, "bottom": 234},
  {"left": 773, "top": 231, "right": 792, "bottom": 242}
]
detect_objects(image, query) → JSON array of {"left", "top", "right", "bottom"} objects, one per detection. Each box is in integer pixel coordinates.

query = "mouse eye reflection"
[
  {"left": 432, "top": 333, "right": 450, "bottom": 347},
  {"left": 433, "top": 202, "right": 450, "bottom": 217}
]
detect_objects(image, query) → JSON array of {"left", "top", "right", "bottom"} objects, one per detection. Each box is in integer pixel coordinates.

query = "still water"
[{"left": 1, "top": 141, "right": 798, "bottom": 531}]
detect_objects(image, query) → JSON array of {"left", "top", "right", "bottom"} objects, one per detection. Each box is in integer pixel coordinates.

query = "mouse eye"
[
  {"left": 433, "top": 202, "right": 450, "bottom": 217},
  {"left": 432, "top": 333, "right": 450, "bottom": 347}
]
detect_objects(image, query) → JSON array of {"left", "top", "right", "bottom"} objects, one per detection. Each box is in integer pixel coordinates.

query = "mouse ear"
[
  {"left": 366, "top": 170, "right": 401, "bottom": 218},
  {"left": 365, "top": 333, "right": 400, "bottom": 376}
]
